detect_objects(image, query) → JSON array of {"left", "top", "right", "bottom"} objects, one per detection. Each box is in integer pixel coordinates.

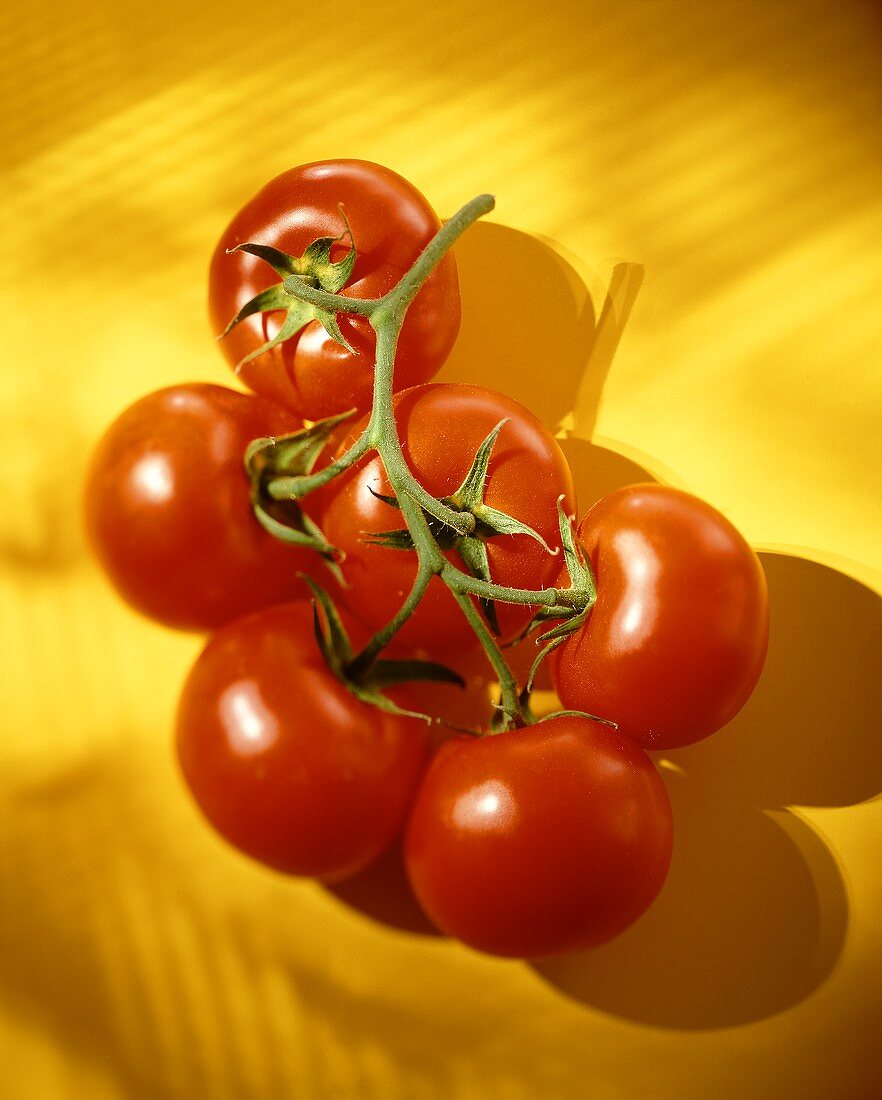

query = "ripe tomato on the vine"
[
  {"left": 176, "top": 601, "right": 431, "bottom": 881},
  {"left": 404, "top": 715, "right": 673, "bottom": 958},
  {"left": 552, "top": 483, "right": 769, "bottom": 749},
  {"left": 319, "top": 383, "right": 576, "bottom": 655},
  {"left": 83, "top": 383, "right": 319, "bottom": 632},
  {"left": 209, "top": 160, "right": 461, "bottom": 421}
]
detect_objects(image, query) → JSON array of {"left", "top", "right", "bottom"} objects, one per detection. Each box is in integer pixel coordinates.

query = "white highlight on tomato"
[
  {"left": 220, "top": 680, "right": 279, "bottom": 756},
  {"left": 452, "top": 779, "right": 517, "bottom": 832},
  {"left": 132, "top": 452, "right": 175, "bottom": 504},
  {"left": 610, "top": 527, "right": 661, "bottom": 645}
]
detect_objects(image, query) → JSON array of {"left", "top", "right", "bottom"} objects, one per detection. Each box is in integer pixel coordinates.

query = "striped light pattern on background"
[{"left": 1, "top": 1, "right": 880, "bottom": 1097}]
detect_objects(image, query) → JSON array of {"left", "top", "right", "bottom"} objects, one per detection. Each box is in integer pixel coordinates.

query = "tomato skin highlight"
[
  {"left": 552, "top": 484, "right": 769, "bottom": 749},
  {"left": 176, "top": 602, "right": 431, "bottom": 881},
  {"left": 209, "top": 160, "right": 461, "bottom": 420},
  {"left": 404, "top": 716, "right": 673, "bottom": 958},
  {"left": 319, "top": 383, "right": 576, "bottom": 654},
  {"left": 83, "top": 383, "right": 319, "bottom": 632}
]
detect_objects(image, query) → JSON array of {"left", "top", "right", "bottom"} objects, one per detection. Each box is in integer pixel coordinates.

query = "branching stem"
[{"left": 271, "top": 191, "right": 594, "bottom": 728}]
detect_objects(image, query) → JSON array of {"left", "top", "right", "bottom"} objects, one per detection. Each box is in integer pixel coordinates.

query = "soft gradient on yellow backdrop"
[{"left": 2, "top": 1, "right": 881, "bottom": 1097}]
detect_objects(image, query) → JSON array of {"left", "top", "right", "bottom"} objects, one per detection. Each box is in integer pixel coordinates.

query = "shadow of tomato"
[
  {"left": 324, "top": 841, "right": 443, "bottom": 938},
  {"left": 322, "top": 223, "right": 877, "bottom": 1032},
  {"left": 533, "top": 552, "right": 881, "bottom": 1027}
]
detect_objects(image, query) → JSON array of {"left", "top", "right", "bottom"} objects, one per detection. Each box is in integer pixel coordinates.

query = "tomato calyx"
[
  {"left": 304, "top": 577, "right": 464, "bottom": 723},
  {"left": 218, "top": 211, "right": 358, "bottom": 372},
  {"left": 244, "top": 410, "right": 356, "bottom": 581},
  {"left": 523, "top": 496, "right": 594, "bottom": 620},
  {"left": 497, "top": 498, "right": 599, "bottom": 706},
  {"left": 363, "top": 420, "right": 556, "bottom": 635}
]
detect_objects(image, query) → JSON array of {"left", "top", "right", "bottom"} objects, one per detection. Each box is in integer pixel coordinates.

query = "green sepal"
[
  {"left": 504, "top": 501, "right": 601, "bottom": 699},
  {"left": 535, "top": 604, "right": 590, "bottom": 643},
  {"left": 456, "top": 535, "right": 501, "bottom": 635},
  {"left": 450, "top": 419, "right": 508, "bottom": 510},
  {"left": 403, "top": 487, "right": 468, "bottom": 537},
  {"left": 360, "top": 506, "right": 460, "bottom": 552},
  {"left": 314, "top": 307, "right": 356, "bottom": 354},
  {"left": 501, "top": 499, "right": 596, "bottom": 652},
  {"left": 446, "top": 420, "right": 554, "bottom": 551},
  {"left": 345, "top": 683, "right": 434, "bottom": 724},
  {"left": 517, "top": 603, "right": 592, "bottom": 691},
  {"left": 252, "top": 500, "right": 344, "bottom": 584},
  {"left": 366, "top": 485, "right": 401, "bottom": 509},
  {"left": 368, "top": 660, "right": 465, "bottom": 689},
  {"left": 517, "top": 505, "right": 598, "bottom": 689},
  {"left": 524, "top": 634, "right": 567, "bottom": 693},
  {"left": 472, "top": 503, "right": 553, "bottom": 552},
  {"left": 502, "top": 602, "right": 569, "bottom": 647},
  {"left": 250, "top": 502, "right": 340, "bottom": 576},
  {"left": 245, "top": 412, "right": 354, "bottom": 584},
  {"left": 252, "top": 499, "right": 329, "bottom": 550},
  {"left": 217, "top": 284, "right": 293, "bottom": 340},
  {"left": 299, "top": 231, "right": 357, "bottom": 294},
  {"left": 358, "top": 487, "right": 410, "bottom": 546},
  {"left": 225, "top": 242, "right": 300, "bottom": 277},
  {"left": 232, "top": 299, "right": 315, "bottom": 371},
  {"left": 303, "top": 580, "right": 444, "bottom": 726},
  {"left": 304, "top": 576, "right": 353, "bottom": 670},
  {"left": 424, "top": 513, "right": 462, "bottom": 549},
  {"left": 557, "top": 497, "right": 596, "bottom": 601},
  {"left": 219, "top": 220, "right": 358, "bottom": 364},
  {"left": 535, "top": 708, "right": 618, "bottom": 730},
  {"left": 362, "top": 529, "right": 416, "bottom": 551},
  {"left": 245, "top": 409, "right": 356, "bottom": 485}
]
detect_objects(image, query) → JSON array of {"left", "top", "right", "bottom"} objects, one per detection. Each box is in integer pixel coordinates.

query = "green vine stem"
[
  {"left": 446, "top": 585, "right": 522, "bottom": 719},
  {"left": 344, "top": 490, "right": 438, "bottom": 680},
  {"left": 255, "top": 192, "right": 595, "bottom": 728}
]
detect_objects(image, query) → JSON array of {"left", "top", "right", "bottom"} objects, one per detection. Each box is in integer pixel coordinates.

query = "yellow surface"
[{"left": 2, "top": 1, "right": 881, "bottom": 1097}]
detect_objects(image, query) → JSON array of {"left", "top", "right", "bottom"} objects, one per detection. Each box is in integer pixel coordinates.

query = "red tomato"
[
  {"left": 319, "top": 383, "right": 576, "bottom": 654},
  {"left": 327, "top": 655, "right": 493, "bottom": 936},
  {"left": 404, "top": 715, "right": 673, "bottom": 958},
  {"left": 209, "top": 160, "right": 461, "bottom": 420},
  {"left": 176, "top": 601, "right": 431, "bottom": 881},
  {"left": 552, "top": 484, "right": 769, "bottom": 749},
  {"left": 83, "top": 383, "right": 319, "bottom": 631}
]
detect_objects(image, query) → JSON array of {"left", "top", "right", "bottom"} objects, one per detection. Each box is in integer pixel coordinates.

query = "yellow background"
[{"left": 2, "top": 1, "right": 881, "bottom": 1097}]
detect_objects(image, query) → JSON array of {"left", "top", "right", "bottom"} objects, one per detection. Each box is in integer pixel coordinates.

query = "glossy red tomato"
[
  {"left": 83, "top": 383, "right": 319, "bottom": 631},
  {"left": 209, "top": 160, "right": 461, "bottom": 420},
  {"left": 404, "top": 715, "right": 673, "bottom": 958},
  {"left": 319, "top": 383, "right": 576, "bottom": 654},
  {"left": 552, "top": 484, "right": 769, "bottom": 749},
  {"left": 176, "top": 601, "right": 431, "bottom": 881}
]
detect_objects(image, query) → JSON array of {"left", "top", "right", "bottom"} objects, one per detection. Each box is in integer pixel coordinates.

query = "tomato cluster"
[
  {"left": 84, "top": 161, "right": 769, "bottom": 959},
  {"left": 321, "top": 382, "right": 577, "bottom": 652}
]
